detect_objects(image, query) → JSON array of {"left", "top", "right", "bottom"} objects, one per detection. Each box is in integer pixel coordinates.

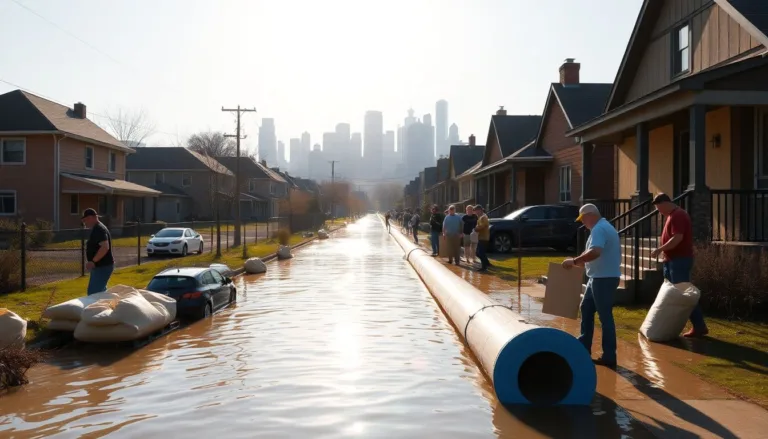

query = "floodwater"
[{"left": 1, "top": 216, "right": 660, "bottom": 438}]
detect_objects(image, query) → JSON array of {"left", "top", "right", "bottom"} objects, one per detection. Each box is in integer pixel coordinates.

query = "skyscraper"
[
  {"left": 308, "top": 143, "right": 325, "bottom": 181},
  {"left": 397, "top": 109, "right": 418, "bottom": 169},
  {"left": 301, "top": 132, "right": 311, "bottom": 153},
  {"left": 364, "top": 110, "right": 384, "bottom": 178},
  {"left": 258, "top": 118, "right": 277, "bottom": 164},
  {"left": 447, "top": 123, "right": 460, "bottom": 146},
  {"left": 383, "top": 130, "right": 396, "bottom": 176},
  {"left": 350, "top": 132, "right": 363, "bottom": 179},
  {"left": 405, "top": 116, "right": 435, "bottom": 177},
  {"left": 277, "top": 141, "right": 286, "bottom": 169},
  {"left": 435, "top": 100, "right": 448, "bottom": 158},
  {"left": 289, "top": 138, "right": 304, "bottom": 176}
]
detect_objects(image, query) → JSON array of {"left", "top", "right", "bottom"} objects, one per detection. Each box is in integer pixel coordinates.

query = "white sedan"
[{"left": 147, "top": 227, "right": 204, "bottom": 257}]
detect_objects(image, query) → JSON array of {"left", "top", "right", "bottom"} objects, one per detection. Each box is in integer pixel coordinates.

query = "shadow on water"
[{"left": 661, "top": 335, "right": 768, "bottom": 377}]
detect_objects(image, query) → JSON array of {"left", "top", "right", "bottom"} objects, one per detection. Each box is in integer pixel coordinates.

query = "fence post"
[
  {"left": 210, "top": 224, "right": 214, "bottom": 253},
  {"left": 267, "top": 219, "right": 270, "bottom": 242},
  {"left": 517, "top": 226, "right": 522, "bottom": 292},
  {"left": 80, "top": 226, "right": 86, "bottom": 277},
  {"left": 242, "top": 221, "right": 247, "bottom": 258},
  {"left": 137, "top": 220, "right": 142, "bottom": 266},
  {"left": 20, "top": 222, "right": 27, "bottom": 292}
]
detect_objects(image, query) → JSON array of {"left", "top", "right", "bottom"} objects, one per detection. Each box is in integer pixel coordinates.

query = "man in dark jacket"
[
  {"left": 429, "top": 205, "right": 444, "bottom": 256},
  {"left": 82, "top": 208, "right": 115, "bottom": 295}
]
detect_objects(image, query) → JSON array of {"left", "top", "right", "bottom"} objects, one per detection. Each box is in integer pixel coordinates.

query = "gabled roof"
[
  {"left": 485, "top": 115, "right": 542, "bottom": 160},
  {"left": 423, "top": 167, "right": 438, "bottom": 188},
  {"left": 436, "top": 158, "right": 450, "bottom": 182},
  {"left": 551, "top": 83, "right": 612, "bottom": 128},
  {"left": 213, "top": 156, "right": 285, "bottom": 182},
  {"left": 449, "top": 144, "right": 485, "bottom": 177},
  {"left": 457, "top": 161, "right": 482, "bottom": 179},
  {"left": 0, "top": 90, "right": 133, "bottom": 152},
  {"left": 126, "top": 147, "right": 233, "bottom": 175},
  {"left": 151, "top": 182, "right": 191, "bottom": 197},
  {"left": 606, "top": 0, "right": 768, "bottom": 111}
]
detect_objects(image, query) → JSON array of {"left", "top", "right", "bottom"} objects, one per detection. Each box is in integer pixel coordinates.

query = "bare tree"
[
  {"left": 103, "top": 107, "right": 156, "bottom": 148},
  {"left": 187, "top": 131, "right": 236, "bottom": 157}
]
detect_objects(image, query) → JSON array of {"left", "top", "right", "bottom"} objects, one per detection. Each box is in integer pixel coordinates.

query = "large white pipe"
[{"left": 387, "top": 222, "right": 596, "bottom": 406}]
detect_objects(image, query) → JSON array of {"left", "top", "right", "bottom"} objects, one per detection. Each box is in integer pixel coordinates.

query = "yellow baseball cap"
[{"left": 576, "top": 203, "right": 600, "bottom": 222}]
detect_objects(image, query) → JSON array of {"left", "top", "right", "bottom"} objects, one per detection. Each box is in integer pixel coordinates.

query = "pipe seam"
[{"left": 463, "top": 304, "right": 520, "bottom": 344}]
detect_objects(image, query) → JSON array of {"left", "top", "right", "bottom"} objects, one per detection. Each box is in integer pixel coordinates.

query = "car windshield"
[
  {"left": 147, "top": 276, "right": 196, "bottom": 291},
  {"left": 155, "top": 229, "right": 184, "bottom": 238},
  {"left": 503, "top": 208, "right": 529, "bottom": 220}
]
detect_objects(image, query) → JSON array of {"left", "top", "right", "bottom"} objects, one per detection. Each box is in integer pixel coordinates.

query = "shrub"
[
  {"left": 0, "top": 250, "right": 22, "bottom": 294},
  {"left": 692, "top": 243, "right": 768, "bottom": 320},
  {"left": 276, "top": 228, "right": 291, "bottom": 246},
  {"left": 26, "top": 219, "right": 54, "bottom": 249},
  {"left": 0, "top": 347, "right": 45, "bottom": 390}
]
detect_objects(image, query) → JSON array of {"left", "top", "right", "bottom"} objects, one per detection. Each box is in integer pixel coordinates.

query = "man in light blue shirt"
[
  {"left": 442, "top": 205, "right": 463, "bottom": 265},
  {"left": 562, "top": 203, "right": 621, "bottom": 368}
]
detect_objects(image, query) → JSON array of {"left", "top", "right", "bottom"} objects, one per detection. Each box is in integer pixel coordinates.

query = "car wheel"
[
  {"left": 181, "top": 244, "right": 188, "bottom": 257},
  {"left": 199, "top": 242, "right": 204, "bottom": 254},
  {"left": 230, "top": 288, "right": 237, "bottom": 304},
  {"left": 493, "top": 233, "right": 513, "bottom": 253},
  {"left": 203, "top": 302, "right": 212, "bottom": 318}
]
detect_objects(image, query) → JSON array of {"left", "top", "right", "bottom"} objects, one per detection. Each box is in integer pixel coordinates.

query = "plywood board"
[
  {"left": 542, "top": 262, "right": 585, "bottom": 320},
  {"left": 438, "top": 235, "right": 448, "bottom": 258}
]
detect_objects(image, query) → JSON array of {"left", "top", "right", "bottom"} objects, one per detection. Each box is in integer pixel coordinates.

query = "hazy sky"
[{"left": 0, "top": 0, "right": 642, "bottom": 160}]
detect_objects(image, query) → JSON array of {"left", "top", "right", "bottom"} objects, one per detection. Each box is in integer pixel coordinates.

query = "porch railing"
[
  {"left": 710, "top": 189, "right": 768, "bottom": 242},
  {"left": 576, "top": 198, "right": 651, "bottom": 254},
  {"left": 583, "top": 199, "right": 632, "bottom": 225},
  {"left": 487, "top": 201, "right": 514, "bottom": 219}
]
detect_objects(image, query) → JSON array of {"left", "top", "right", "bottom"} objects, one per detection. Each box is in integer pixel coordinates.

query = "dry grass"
[{"left": 0, "top": 347, "right": 45, "bottom": 390}]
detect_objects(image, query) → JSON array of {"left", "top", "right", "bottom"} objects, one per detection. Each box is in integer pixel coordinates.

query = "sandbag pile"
[
  {"left": 277, "top": 245, "right": 293, "bottom": 260},
  {"left": 640, "top": 280, "right": 701, "bottom": 342},
  {"left": 0, "top": 309, "right": 27, "bottom": 349},
  {"left": 317, "top": 229, "right": 329, "bottom": 240},
  {"left": 43, "top": 290, "right": 117, "bottom": 332},
  {"left": 244, "top": 257, "right": 267, "bottom": 274},
  {"left": 74, "top": 286, "right": 177, "bottom": 343}
]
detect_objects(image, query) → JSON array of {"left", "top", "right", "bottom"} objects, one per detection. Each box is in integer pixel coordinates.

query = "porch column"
[
  {"left": 581, "top": 143, "right": 593, "bottom": 203},
  {"left": 510, "top": 167, "right": 518, "bottom": 209},
  {"left": 152, "top": 197, "right": 157, "bottom": 222},
  {"left": 635, "top": 122, "right": 650, "bottom": 199},
  {"left": 688, "top": 104, "right": 712, "bottom": 241}
]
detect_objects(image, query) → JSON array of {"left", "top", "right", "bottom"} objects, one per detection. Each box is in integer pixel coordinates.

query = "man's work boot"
[{"left": 683, "top": 327, "right": 709, "bottom": 338}]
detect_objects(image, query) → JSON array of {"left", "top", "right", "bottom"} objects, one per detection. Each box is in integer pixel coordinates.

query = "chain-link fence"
[{"left": 2, "top": 214, "right": 328, "bottom": 294}]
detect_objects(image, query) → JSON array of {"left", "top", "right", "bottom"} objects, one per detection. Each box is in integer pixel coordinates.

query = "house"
[
  {"left": 125, "top": 147, "right": 234, "bottom": 222},
  {"left": 447, "top": 135, "right": 485, "bottom": 211},
  {"left": 0, "top": 90, "right": 160, "bottom": 230},
  {"left": 425, "top": 157, "right": 450, "bottom": 207},
  {"left": 567, "top": 0, "right": 768, "bottom": 301},
  {"left": 418, "top": 167, "right": 438, "bottom": 210},
  {"left": 472, "top": 108, "right": 545, "bottom": 216},
  {"left": 535, "top": 59, "right": 617, "bottom": 214},
  {"left": 213, "top": 157, "right": 288, "bottom": 220}
]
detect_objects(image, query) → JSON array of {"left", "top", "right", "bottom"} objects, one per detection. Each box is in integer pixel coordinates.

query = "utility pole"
[
  {"left": 222, "top": 105, "right": 256, "bottom": 255},
  {"left": 329, "top": 160, "right": 339, "bottom": 222}
]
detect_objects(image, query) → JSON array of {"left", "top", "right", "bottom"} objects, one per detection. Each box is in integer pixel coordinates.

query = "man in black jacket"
[
  {"left": 429, "top": 205, "right": 444, "bottom": 256},
  {"left": 82, "top": 208, "right": 115, "bottom": 295}
]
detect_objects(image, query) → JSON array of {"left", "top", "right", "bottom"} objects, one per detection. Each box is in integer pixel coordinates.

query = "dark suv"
[
  {"left": 488, "top": 204, "right": 580, "bottom": 253},
  {"left": 146, "top": 266, "right": 236, "bottom": 320}
]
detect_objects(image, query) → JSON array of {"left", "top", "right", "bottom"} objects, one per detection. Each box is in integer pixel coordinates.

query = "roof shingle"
[
  {"left": 552, "top": 83, "right": 612, "bottom": 128},
  {"left": 449, "top": 145, "right": 484, "bottom": 177},
  {"left": 491, "top": 115, "right": 542, "bottom": 156},
  {"left": 126, "top": 147, "right": 233, "bottom": 175}
]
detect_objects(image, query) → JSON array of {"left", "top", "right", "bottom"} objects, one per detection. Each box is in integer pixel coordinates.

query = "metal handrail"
[{"left": 618, "top": 191, "right": 691, "bottom": 235}]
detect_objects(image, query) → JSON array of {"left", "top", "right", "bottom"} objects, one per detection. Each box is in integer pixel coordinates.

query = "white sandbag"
[
  {"left": 277, "top": 245, "right": 293, "bottom": 260},
  {"left": 0, "top": 309, "right": 27, "bottom": 349},
  {"left": 74, "top": 286, "right": 175, "bottom": 343},
  {"left": 47, "top": 319, "right": 78, "bottom": 332},
  {"left": 318, "top": 229, "right": 329, "bottom": 240},
  {"left": 43, "top": 290, "right": 118, "bottom": 321},
  {"left": 244, "top": 257, "right": 267, "bottom": 274},
  {"left": 640, "top": 280, "right": 701, "bottom": 342}
]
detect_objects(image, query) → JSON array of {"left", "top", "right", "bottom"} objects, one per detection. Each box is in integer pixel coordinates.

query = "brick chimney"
[
  {"left": 469, "top": 134, "right": 476, "bottom": 146},
  {"left": 74, "top": 102, "right": 87, "bottom": 119},
  {"left": 261, "top": 159, "right": 267, "bottom": 166},
  {"left": 496, "top": 106, "right": 507, "bottom": 116},
  {"left": 559, "top": 58, "right": 580, "bottom": 85}
]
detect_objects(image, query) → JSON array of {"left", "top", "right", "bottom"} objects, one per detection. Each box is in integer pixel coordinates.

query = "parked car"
[
  {"left": 489, "top": 205, "right": 580, "bottom": 253},
  {"left": 146, "top": 266, "right": 236, "bottom": 320},
  {"left": 146, "top": 227, "right": 204, "bottom": 257}
]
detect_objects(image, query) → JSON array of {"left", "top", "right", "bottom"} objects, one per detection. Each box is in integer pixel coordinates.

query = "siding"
[
  {"left": 59, "top": 137, "right": 126, "bottom": 179},
  {"left": 624, "top": 1, "right": 762, "bottom": 104},
  {"left": 0, "top": 135, "right": 55, "bottom": 222},
  {"left": 649, "top": 124, "right": 675, "bottom": 196},
  {"left": 485, "top": 134, "right": 503, "bottom": 165},
  {"left": 617, "top": 136, "right": 637, "bottom": 199},
  {"left": 127, "top": 170, "right": 222, "bottom": 220}
]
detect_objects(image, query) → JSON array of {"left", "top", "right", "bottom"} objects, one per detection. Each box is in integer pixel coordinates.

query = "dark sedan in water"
[
  {"left": 489, "top": 205, "right": 581, "bottom": 253},
  {"left": 146, "top": 266, "right": 236, "bottom": 320}
]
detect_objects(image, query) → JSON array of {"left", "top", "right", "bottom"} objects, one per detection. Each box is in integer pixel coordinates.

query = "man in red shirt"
[{"left": 650, "top": 193, "right": 709, "bottom": 337}]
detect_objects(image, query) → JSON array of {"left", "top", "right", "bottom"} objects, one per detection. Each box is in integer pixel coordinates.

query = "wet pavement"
[{"left": 0, "top": 216, "right": 763, "bottom": 438}]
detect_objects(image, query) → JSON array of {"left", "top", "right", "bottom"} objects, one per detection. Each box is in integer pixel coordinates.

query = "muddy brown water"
[{"left": 1, "top": 216, "right": 656, "bottom": 438}]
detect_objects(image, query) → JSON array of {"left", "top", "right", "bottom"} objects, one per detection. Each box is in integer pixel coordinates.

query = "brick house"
[
  {"left": 536, "top": 59, "right": 617, "bottom": 213},
  {"left": 0, "top": 90, "right": 159, "bottom": 230},
  {"left": 214, "top": 157, "right": 288, "bottom": 219},
  {"left": 447, "top": 136, "right": 485, "bottom": 211},
  {"left": 125, "top": 147, "right": 234, "bottom": 222},
  {"left": 567, "top": 0, "right": 768, "bottom": 301},
  {"left": 425, "top": 157, "right": 450, "bottom": 207}
]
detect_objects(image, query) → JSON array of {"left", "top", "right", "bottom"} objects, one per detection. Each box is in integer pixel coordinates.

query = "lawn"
[
  {"left": 43, "top": 235, "right": 150, "bottom": 250},
  {"left": 488, "top": 253, "right": 569, "bottom": 282},
  {"left": 2, "top": 233, "right": 309, "bottom": 342}
]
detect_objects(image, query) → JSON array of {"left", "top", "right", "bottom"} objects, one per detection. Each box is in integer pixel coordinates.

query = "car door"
[
  {"left": 200, "top": 271, "right": 220, "bottom": 308},
  {"left": 549, "top": 206, "right": 574, "bottom": 244},
  {"left": 520, "top": 206, "right": 551, "bottom": 247},
  {"left": 209, "top": 269, "right": 229, "bottom": 307}
]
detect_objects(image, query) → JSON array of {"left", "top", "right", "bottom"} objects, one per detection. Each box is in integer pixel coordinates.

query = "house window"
[
  {"left": 155, "top": 172, "right": 164, "bottom": 185},
  {"left": 1, "top": 139, "right": 26, "bottom": 164},
  {"left": 182, "top": 173, "right": 192, "bottom": 187},
  {"left": 0, "top": 191, "right": 16, "bottom": 215},
  {"left": 69, "top": 194, "right": 79, "bottom": 215},
  {"left": 85, "top": 146, "right": 94, "bottom": 169},
  {"left": 672, "top": 24, "right": 690, "bottom": 76},
  {"left": 108, "top": 151, "right": 117, "bottom": 173},
  {"left": 559, "top": 166, "right": 572, "bottom": 203},
  {"left": 270, "top": 183, "right": 275, "bottom": 195},
  {"left": 249, "top": 179, "right": 256, "bottom": 192}
]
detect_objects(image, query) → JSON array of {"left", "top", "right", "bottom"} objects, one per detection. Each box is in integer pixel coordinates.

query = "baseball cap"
[
  {"left": 473, "top": 204, "right": 484, "bottom": 211},
  {"left": 576, "top": 203, "right": 600, "bottom": 222},
  {"left": 652, "top": 193, "right": 672, "bottom": 205},
  {"left": 81, "top": 208, "right": 98, "bottom": 219}
]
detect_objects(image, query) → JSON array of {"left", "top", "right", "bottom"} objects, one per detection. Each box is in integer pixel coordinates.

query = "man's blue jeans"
[
  {"left": 87, "top": 264, "right": 114, "bottom": 295},
  {"left": 579, "top": 277, "right": 620, "bottom": 363},
  {"left": 430, "top": 231, "right": 440, "bottom": 254},
  {"left": 663, "top": 256, "right": 707, "bottom": 331}
]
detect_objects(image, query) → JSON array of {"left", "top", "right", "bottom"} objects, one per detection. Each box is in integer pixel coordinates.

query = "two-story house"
[
  {"left": 447, "top": 136, "right": 485, "bottom": 211},
  {"left": 0, "top": 90, "right": 160, "bottom": 230},
  {"left": 125, "top": 147, "right": 234, "bottom": 222},
  {"left": 213, "top": 157, "right": 288, "bottom": 219}
]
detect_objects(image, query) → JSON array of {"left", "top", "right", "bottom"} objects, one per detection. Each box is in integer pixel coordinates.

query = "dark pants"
[
  {"left": 476, "top": 240, "right": 490, "bottom": 269},
  {"left": 579, "top": 277, "right": 620, "bottom": 363},
  {"left": 386, "top": 220, "right": 390, "bottom": 232},
  {"left": 87, "top": 264, "right": 114, "bottom": 295},
  {"left": 412, "top": 227, "right": 418, "bottom": 243},
  {"left": 663, "top": 256, "right": 707, "bottom": 331},
  {"left": 430, "top": 230, "right": 440, "bottom": 254}
]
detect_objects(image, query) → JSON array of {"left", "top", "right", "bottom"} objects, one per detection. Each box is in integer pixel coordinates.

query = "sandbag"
[
  {"left": 43, "top": 291, "right": 119, "bottom": 321},
  {"left": 640, "top": 280, "right": 701, "bottom": 342},
  {"left": 0, "top": 309, "right": 27, "bottom": 349},
  {"left": 277, "top": 245, "right": 293, "bottom": 260},
  {"left": 244, "top": 257, "right": 267, "bottom": 274},
  {"left": 74, "top": 286, "right": 176, "bottom": 343},
  {"left": 317, "top": 229, "right": 329, "bottom": 240},
  {"left": 47, "top": 319, "right": 79, "bottom": 332}
]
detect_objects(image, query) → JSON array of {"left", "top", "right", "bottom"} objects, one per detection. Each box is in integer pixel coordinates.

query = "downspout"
[{"left": 52, "top": 134, "right": 64, "bottom": 230}]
